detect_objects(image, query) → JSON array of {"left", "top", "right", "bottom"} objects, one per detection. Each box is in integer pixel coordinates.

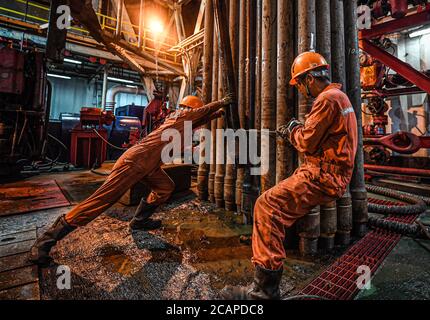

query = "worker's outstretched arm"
[
  {"left": 184, "top": 94, "right": 233, "bottom": 123},
  {"left": 289, "top": 98, "right": 337, "bottom": 154},
  {"left": 192, "top": 110, "right": 225, "bottom": 129}
]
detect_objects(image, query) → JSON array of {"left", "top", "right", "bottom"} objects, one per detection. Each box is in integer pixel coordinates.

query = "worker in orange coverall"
[
  {"left": 222, "top": 52, "right": 358, "bottom": 300},
  {"left": 28, "top": 94, "right": 232, "bottom": 265}
]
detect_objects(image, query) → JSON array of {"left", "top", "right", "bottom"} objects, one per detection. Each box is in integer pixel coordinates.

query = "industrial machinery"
[
  {"left": 0, "top": 44, "right": 49, "bottom": 176},
  {"left": 108, "top": 116, "right": 142, "bottom": 159},
  {"left": 359, "top": 0, "right": 430, "bottom": 193},
  {"left": 70, "top": 107, "right": 114, "bottom": 168}
]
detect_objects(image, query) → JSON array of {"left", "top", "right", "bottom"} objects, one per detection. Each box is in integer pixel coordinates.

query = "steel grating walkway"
[{"left": 299, "top": 199, "right": 418, "bottom": 300}]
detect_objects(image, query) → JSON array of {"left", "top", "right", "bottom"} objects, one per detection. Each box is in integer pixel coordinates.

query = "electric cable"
[
  {"left": 47, "top": 133, "right": 68, "bottom": 151},
  {"left": 92, "top": 129, "right": 127, "bottom": 151}
]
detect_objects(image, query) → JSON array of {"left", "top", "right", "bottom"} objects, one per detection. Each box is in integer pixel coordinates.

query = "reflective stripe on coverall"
[
  {"left": 65, "top": 101, "right": 225, "bottom": 226},
  {"left": 251, "top": 83, "right": 358, "bottom": 270}
]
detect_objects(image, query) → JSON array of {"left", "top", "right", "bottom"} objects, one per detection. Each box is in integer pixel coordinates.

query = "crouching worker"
[
  {"left": 28, "top": 94, "right": 232, "bottom": 265},
  {"left": 221, "top": 52, "right": 358, "bottom": 300}
]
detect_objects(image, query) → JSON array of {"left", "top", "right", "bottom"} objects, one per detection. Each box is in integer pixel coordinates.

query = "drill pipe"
[
  {"left": 241, "top": 0, "right": 258, "bottom": 223},
  {"left": 197, "top": 0, "right": 214, "bottom": 201},
  {"left": 213, "top": 0, "right": 240, "bottom": 130},
  {"left": 249, "top": 0, "right": 263, "bottom": 212},
  {"left": 330, "top": 0, "right": 354, "bottom": 243},
  {"left": 276, "top": 0, "right": 296, "bottom": 183},
  {"left": 316, "top": 0, "right": 332, "bottom": 75},
  {"left": 224, "top": 0, "right": 240, "bottom": 211},
  {"left": 344, "top": 0, "right": 368, "bottom": 237},
  {"left": 260, "top": 0, "right": 278, "bottom": 192},
  {"left": 208, "top": 25, "right": 220, "bottom": 204},
  {"left": 317, "top": 0, "right": 336, "bottom": 251},
  {"left": 320, "top": 201, "right": 337, "bottom": 251},
  {"left": 297, "top": 0, "right": 320, "bottom": 256},
  {"left": 215, "top": 44, "right": 226, "bottom": 208},
  {"left": 336, "top": 191, "right": 353, "bottom": 246}
]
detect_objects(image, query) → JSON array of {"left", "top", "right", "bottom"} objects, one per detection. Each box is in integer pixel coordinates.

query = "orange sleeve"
[
  {"left": 184, "top": 100, "right": 225, "bottom": 123},
  {"left": 192, "top": 110, "right": 224, "bottom": 129},
  {"left": 290, "top": 98, "right": 337, "bottom": 154}
]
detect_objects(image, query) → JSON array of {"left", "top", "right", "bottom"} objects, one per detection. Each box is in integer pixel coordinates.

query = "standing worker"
[
  {"left": 28, "top": 94, "right": 232, "bottom": 266},
  {"left": 221, "top": 52, "right": 358, "bottom": 300}
]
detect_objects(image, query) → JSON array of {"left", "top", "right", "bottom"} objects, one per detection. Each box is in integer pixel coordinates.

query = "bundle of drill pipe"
[{"left": 196, "top": 0, "right": 368, "bottom": 255}]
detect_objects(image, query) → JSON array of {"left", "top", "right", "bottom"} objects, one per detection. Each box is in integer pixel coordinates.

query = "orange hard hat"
[
  {"left": 179, "top": 95, "right": 204, "bottom": 109},
  {"left": 289, "top": 52, "right": 329, "bottom": 85}
]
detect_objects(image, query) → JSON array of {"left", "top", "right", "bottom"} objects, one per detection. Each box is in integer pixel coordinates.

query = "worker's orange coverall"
[
  {"left": 252, "top": 83, "right": 358, "bottom": 270},
  {"left": 65, "top": 101, "right": 225, "bottom": 226}
]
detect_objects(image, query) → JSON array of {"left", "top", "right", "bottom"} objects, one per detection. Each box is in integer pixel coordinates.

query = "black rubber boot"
[
  {"left": 220, "top": 265, "right": 282, "bottom": 300},
  {"left": 28, "top": 215, "right": 76, "bottom": 266},
  {"left": 129, "top": 198, "right": 161, "bottom": 231}
]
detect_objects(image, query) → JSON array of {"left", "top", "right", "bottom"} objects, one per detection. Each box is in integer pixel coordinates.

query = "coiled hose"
[
  {"left": 389, "top": 190, "right": 430, "bottom": 206},
  {"left": 366, "top": 184, "right": 427, "bottom": 215},
  {"left": 368, "top": 217, "right": 430, "bottom": 240},
  {"left": 366, "top": 184, "right": 429, "bottom": 239}
]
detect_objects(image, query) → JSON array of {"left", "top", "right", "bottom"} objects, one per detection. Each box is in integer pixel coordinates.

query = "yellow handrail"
[
  {"left": 13, "top": 0, "right": 176, "bottom": 44},
  {"left": 1, "top": 0, "right": 179, "bottom": 62},
  {"left": 0, "top": 5, "right": 89, "bottom": 33}
]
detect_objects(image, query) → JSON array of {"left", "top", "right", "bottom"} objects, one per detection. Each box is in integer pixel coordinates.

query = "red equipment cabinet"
[
  {"left": 70, "top": 108, "right": 114, "bottom": 168},
  {"left": 70, "top": 129, "right": 108, "bottom": 168},
  {"left": 0, "top": 47, "right": 25, "bottom": 94}
]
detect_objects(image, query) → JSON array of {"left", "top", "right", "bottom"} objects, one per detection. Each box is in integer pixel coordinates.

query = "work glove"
[
  {"left": 277, "top": 118, "right": 303, "bottom": 142},
  {"left": 221, "top": 92, "right": 234, "bottom": 106}
]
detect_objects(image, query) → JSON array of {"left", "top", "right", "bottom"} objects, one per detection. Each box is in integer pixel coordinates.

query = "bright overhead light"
[
  {"left": 126, "top": 85, "right": 138, "bottom": 88},
  {"left": 107, "top": 77, "right": 135, "bottom": 84},
  {"left": 47, "top": 73, "right": 71, "bottom": 79},
  {"left": 64, "top": 58, "right": 82, "bottom": 65},
  {"left": 409, "top": 27, "right": 430, "bottom": 38},
  {"left": 149, "top": 19, "right": 164, "bottom": 35}
]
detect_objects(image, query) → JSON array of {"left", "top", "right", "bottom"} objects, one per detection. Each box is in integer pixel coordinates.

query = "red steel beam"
[
  {"left": 359, "top": 39, "right": 430, "bottom": 94},
  {"left": 359, "top": 4, "right": 430, "bottom": 39}
]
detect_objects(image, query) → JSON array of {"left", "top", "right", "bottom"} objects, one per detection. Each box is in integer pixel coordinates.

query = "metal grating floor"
[{"left": 300, "top": 200, "right": 418, "bottom": 300}]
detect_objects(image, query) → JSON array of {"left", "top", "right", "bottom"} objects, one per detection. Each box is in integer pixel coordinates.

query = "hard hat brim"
[{"left": 289, "top": 63, "right": 329, "bottom": 86}]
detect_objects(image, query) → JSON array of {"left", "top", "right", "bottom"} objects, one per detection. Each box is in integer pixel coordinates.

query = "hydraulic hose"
[
  {"left": 366, "top": 184, "right": 429, "bottom": 238},
  {"left": 366, "top": 184, "right": 427, "bottom": 215},
  {"left": 389, "top": 189, "right": 430, "bottom": 206},
  {"left": 368, "top": 217, "right": 430, "bottom": 240}
]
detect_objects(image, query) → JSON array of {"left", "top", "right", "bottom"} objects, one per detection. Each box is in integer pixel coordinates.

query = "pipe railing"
[{"left": 1, "top": 0, "right": 179, "bottom": 63}]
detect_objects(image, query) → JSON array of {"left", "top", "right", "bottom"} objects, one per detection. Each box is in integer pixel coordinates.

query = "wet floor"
[
  {"left": 0, "top": 166, "right": 346, "bottom": 299},
  {"left": 39, "top": 195, "right": 335, "bottom": 299}
]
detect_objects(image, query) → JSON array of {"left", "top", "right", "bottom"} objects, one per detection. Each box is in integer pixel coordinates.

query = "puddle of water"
[
  {"left": 98, "top": 245, "right": 140, "bottom": 276},
  {"left": 157, "top": 208, "right": 254, "bottom": 289}
]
